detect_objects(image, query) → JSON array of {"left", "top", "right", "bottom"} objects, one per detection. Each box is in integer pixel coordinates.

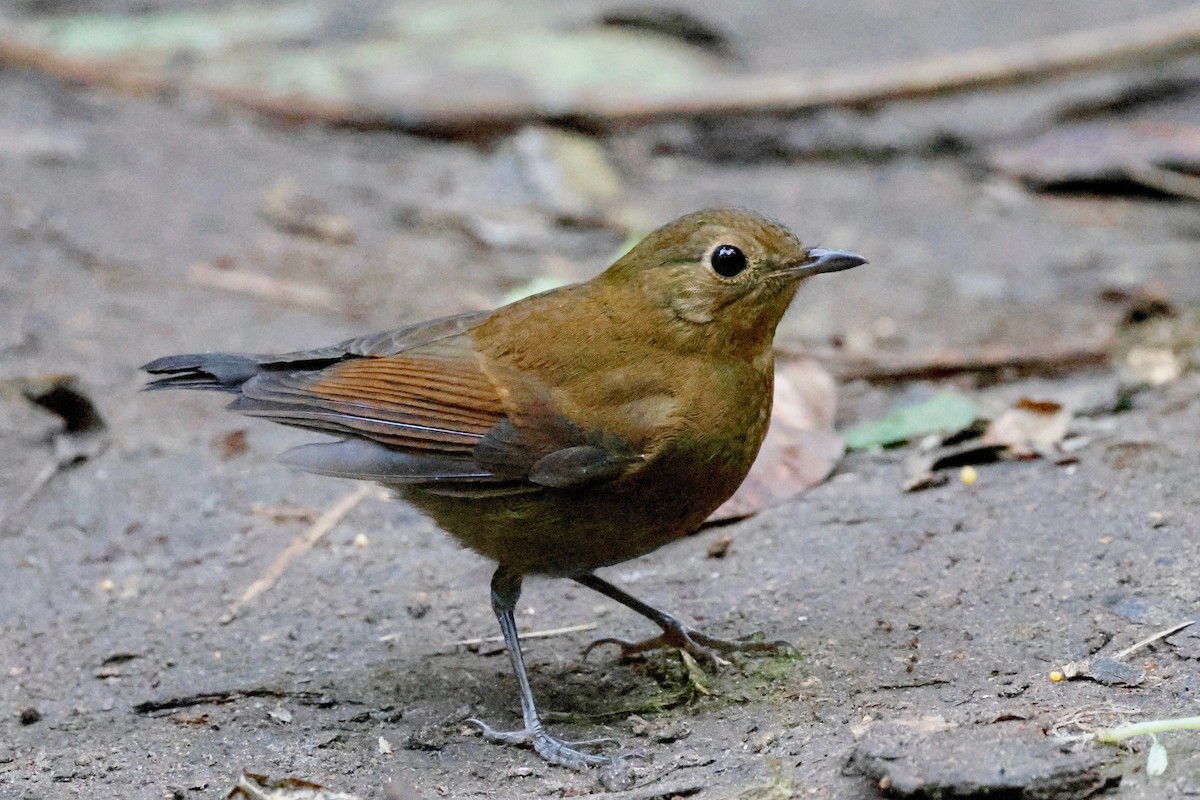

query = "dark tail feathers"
[{"left": 141, "top": 353, "right": 264, "bottom": 392}]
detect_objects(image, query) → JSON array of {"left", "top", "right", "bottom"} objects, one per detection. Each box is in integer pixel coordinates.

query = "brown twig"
[
  {"left": 0, "top": 460, "right": 58, "bottom": 535},
  {"left": 221, "top": 484, "right": 371, "bottom": 624},
  {"left": 1, "top": 7, "right": 1199, "bottom": 132},
  {"left": 187, "top": 262, "right": 338, "bottom": 312},
  {"left": 826, "top": 345, "right": 1112, "bottom": 385}
]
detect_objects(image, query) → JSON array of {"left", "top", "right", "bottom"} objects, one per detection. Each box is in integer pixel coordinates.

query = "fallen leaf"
[
  {"left": 1053, "top": 657, "right": 1146, "bottom": 687},
  {"left": 1124, "top": 346, "right": 1182, "bottom": 386},
  {"left": 1113, "top": 305, "right": 1200, "bottom": 386},
  {"left": 214, "top": 429, "right": 248, "bottom": 460},
  {"left": 980, "top": 397, "right": 1070, "bottom": 456},
  {"left": 843, "top": 391, "right": 978, "bottom": 451},
  {"left": 172, "top": 712, "right": 211, "bottom": 726},
  {"left": 228, "top": 772, "right": 362, "bottom": 800},
  {"left": 901, "top": 395, "right": 1081, "bottom": 491}
]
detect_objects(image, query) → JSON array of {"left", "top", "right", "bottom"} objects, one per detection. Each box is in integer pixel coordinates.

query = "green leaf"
[{"left": 842, "top": 392, "right": 978, "bottom": 450}]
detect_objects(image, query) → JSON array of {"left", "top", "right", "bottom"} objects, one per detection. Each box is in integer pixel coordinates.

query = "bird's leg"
[
  {"left": 575, "top": 573, "right": 790, "bottom": 669},
  {"left": 466, "top": 566, "right": 616, "bottom": 769}
]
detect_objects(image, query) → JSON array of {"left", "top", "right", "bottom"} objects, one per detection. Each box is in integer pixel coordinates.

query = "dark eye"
[{"left": 710, "top": 244, "right": 747, "bottom": 277}]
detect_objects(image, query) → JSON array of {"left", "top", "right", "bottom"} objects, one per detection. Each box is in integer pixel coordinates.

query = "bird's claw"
[
  {"left": 584, "top": 625, "right": 791, "bottom": 669},
  {"left": 466, "top": 718, "right": 616, "bottom": 770}
]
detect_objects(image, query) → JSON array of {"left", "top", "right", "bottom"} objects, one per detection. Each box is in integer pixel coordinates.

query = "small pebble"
[{"left": 706, "top": 535, "right": 733, "bottom": 559}]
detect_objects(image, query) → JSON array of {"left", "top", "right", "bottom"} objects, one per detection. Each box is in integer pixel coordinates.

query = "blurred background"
[{"left": 2, "top": 2, "right": 1200, "bottom": 798}]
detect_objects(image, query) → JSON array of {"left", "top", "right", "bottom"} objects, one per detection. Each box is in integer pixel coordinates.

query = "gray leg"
[
  {"left": 575, "top": 572, "right": 789, "bottom": 668},
  {"left": 467, "top": 567, "right": 614, "bottom": 769}
]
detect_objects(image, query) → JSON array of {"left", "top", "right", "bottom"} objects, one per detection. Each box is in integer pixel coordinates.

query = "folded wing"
[{"left": 193, "top": 314, "right": 643, "bottom": 495}]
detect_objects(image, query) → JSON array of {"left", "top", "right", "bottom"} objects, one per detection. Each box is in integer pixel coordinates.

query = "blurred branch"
[
  {"left": 0, "top": 6, "right": 1198, "bottom": 133},
  {"left": 610, "top": 5, "right": 1200, "bottom": 121},
  {"left": 819, "top": 344, "right": 1113, "bottom": 385}
]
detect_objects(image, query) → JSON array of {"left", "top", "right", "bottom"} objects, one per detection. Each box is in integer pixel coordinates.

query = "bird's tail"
[{"left": 141, "top": 353, "right": 266, "bottom": 392}]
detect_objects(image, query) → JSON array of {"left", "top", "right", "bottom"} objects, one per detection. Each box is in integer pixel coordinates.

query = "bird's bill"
[{"left": 785, "top": 248, "right": 868, "bottom": 279}]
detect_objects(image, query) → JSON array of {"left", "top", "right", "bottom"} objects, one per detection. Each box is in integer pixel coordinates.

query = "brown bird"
[{"left": 143, "top": 208, "right": 865, "bottom": 768}]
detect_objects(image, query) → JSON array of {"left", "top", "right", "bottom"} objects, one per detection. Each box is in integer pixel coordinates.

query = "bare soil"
[{"left": 3, "top": 2, "right": 1200, "bottom": 798}]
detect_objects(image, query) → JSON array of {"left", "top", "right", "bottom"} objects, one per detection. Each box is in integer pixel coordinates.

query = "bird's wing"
[
  {"left": 263, "top": 308, "right": 493, "bottom": 363},
  {"left": 142, "top": 310, "right": 493, "bottom": 391},
  {"left": 229, "top": 318, "right": 643, "bottom": 493}
]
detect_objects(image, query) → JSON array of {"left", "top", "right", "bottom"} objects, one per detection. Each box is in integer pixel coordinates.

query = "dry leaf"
[
  {"left": 228, "top": 772, "right": 361, "bottom": 800},
  {"left": 980, "top": 397, "right": 1069, "bottom": 456},
  {"left": 1124, "top": 346, "right": 1182, "bottom": 386},
  {"left": 214, "top": 429, "right": 248, "bottom": 460}
]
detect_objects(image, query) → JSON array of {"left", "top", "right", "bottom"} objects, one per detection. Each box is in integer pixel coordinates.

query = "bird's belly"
[{"left": 399, "top": 444, "right": 754, "bottom": 576}]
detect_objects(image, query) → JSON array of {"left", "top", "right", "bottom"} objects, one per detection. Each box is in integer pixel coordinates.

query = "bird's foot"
[
  {"left": 585, "top": 622, "right": 790, "bottom": 669},
  {"left": 466, "top": 718, "right": 617, "bottom": 770}
]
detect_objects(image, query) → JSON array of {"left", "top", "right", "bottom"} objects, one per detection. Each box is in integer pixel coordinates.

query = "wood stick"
[
  {"left": 1, "top": 6, "right": 1198, "bottom": 132},
  {"left": 187, "top": 262, "right": 338, "bottom": 311},
  {"left": 825, "top": 345, "right": 1112, "bottom": 385},
  {"left": 1114, "top": 619, "right": 1195, "bottom": 661},
  {"left": 580, "top": 5, "right": 1200, "bottom": 124},
  {"left": 439, "top": 622, "right": 600, "bottom": 648},
  {"left": 221, "top": 484, "right": 371, "bottom": 624}
]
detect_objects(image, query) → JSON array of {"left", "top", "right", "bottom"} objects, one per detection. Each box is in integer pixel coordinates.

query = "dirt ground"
[{"left": 3, "top": 2, "right": 1200, "bottom": 799}]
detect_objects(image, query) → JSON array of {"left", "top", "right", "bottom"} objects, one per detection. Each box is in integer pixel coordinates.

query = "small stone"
[
  {"left": 852, "top": 718, "right": 1104, "bottom": 797},
  {"left": 19, "top": 707, "right": 41, "bottom": 725},
  {"left": 652, "top": 721, "right": 691, "bottom": 743},
  {"left": 752, "top": 730, "right": 779, "bottom": 752},
  {"left": 706, "top": 536, "right": 733, "bottom": 559}
]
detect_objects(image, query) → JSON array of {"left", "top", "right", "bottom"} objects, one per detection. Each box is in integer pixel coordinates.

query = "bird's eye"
[{"left": 710, "top": 244, "right": 747, "bottom": 278}]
